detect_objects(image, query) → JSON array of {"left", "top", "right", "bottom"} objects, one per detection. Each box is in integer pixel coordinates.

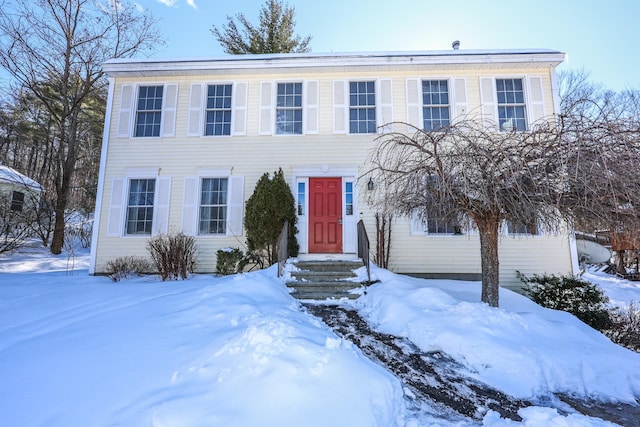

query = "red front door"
[{"left": 309, "top": 177, "right": 342, "bottom": 253}]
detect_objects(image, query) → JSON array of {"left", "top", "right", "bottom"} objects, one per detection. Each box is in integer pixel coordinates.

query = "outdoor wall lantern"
[{"left": 367, "top": 177, "right": 374, "bottom": 191}]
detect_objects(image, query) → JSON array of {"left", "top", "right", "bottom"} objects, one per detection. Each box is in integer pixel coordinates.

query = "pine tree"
[
  {"left": 211, "top": 0, "right": 311, "bottom": 54},
  {"left": 244, "top": 168, "right": 299, "bottom": 266}
]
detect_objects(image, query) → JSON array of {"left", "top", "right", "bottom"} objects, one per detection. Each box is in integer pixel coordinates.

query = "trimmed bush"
[
  {"left": 105, "top": 256, "right": 152, "bottom": 282},
  {"left": 244, "top": 168, "right": 299, "bottom": 267},
  {"left": 518, "top": 272, "right": 612, "bottom": 330},
  {"left": 146, "top": 232, "right": 197, "bottom": 280},
  {"left": 215, "top": 247, "right": 245, "bottom": 276}
]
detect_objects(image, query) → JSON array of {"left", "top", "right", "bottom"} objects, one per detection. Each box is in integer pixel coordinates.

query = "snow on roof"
[{"left": 0, "top": 165, "right": 43, "bottom": 191}]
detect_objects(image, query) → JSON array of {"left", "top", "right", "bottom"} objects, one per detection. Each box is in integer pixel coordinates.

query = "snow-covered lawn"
[{"left": 1, "top": 246, "right": 638, "bottom": 426}]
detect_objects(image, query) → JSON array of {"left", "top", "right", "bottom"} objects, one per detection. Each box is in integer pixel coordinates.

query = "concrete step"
[
  {"left": 290, "top": 270, "right": 357, "bottom": 281},
  {"left": 293, "top": 260, "right": 364, "bottom": 273},
  {"left": 290, "top": 290, "right": 361, "bottom": 300}
]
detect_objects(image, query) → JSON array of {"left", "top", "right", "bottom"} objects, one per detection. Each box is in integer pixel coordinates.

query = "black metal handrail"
[
  {"left": 357, "top": 219, "right": 371, "bottom": 282},
  {"left": 276, "top": 220, "right": 288, "bottom": 277}
]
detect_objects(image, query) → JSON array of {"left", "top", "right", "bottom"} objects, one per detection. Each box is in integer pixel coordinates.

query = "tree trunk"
[
  {"left": 50, "top": 115, "right": 78, "bottom": 255},
  {"left": 476, "top": 215, "right": 501, "bottom": 307},
  {"left": 616, "top": 250, "right": 626, "bottom": 275}
]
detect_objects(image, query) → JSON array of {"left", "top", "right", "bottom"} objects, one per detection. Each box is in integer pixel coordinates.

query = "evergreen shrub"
[
  {"left": 215, "top": 247, "right": 245, "bottom": 276},
  {"left": 518, "top": 272, "right": 612, "bottom": 330},
  {"left": 244, "top": 168, "right": 298, "bottom": 266}
]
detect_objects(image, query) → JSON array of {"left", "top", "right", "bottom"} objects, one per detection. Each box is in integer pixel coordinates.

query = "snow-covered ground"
[{"left": 1, "top": 244, "right": 638, "bottom": 427}]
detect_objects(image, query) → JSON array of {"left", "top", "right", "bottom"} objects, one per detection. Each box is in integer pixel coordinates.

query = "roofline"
[{"left": 102, "top": 49, "right": 566, "bottom": 76}]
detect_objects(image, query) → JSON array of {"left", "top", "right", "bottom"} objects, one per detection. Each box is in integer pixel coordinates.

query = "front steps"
[{"left": 285, "top": 260, "right": 366, "bottom": 300}]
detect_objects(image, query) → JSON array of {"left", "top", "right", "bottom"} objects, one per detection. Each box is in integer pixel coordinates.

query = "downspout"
[{"left": 88, "top": 76, "right": 116, "bottom": 274}]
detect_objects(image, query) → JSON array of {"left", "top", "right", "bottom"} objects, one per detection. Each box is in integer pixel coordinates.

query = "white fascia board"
[{"left": 103, "top": 49, "right": 566, "bottom": 77}]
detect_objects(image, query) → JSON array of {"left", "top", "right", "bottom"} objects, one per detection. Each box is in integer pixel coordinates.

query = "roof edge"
[{"left": 103, "top": 48, "right": 566, "bottom": 74}]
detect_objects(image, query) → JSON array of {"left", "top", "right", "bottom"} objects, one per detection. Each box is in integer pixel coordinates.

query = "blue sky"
[{"left": 135, "top": 0, "right": 640, "bottom": 91}]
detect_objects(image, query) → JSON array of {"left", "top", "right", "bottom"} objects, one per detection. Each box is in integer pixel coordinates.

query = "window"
[
  {"left": 276, "top": 83, "right": 303, "bottom": 135},
  {"left": 422, "top": 80, "right": 450, "bottom": 131},
  {"left": 205, "top": 84, "right": 232, "bottom": 136},
  {"left": 506, "top": 219, "right": 537, "bottom": 235},
  {"left": 345, "top": 182, "right": 353, "bottom": 215},
  {"left": 496, "top": 78, "right": 527, "bottom": 131},
  {"left": 135, "top": 86, "right": 163, "bottom": 137},
  {"left": 199, "top": 178, "right": 228, "bottom": 234},
  {"left": 425, "top": 217, "right": 457, "bottom": 234},
  {"left": 10, "top": 191, "right": 25, "bottom": 212},
  {"left": 349, "top": 81, "right": 376, "bottom": 134},
  {"left": 297, "top": 182, "right": 305, "bottom": 215},
  {"left": 126, "top": 179, "right": 155, "bottom": 235}
]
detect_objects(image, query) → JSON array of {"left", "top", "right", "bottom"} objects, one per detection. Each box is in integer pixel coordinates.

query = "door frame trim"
[{"left": 291, "top": 165, "right": 359, "bottom": 254}]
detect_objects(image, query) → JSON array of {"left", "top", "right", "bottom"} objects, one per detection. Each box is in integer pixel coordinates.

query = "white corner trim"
[{"left": 89, "top": 77, "right": 116, "bottom": 275}]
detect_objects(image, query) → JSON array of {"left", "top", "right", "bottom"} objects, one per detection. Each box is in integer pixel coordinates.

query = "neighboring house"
[
  {"left": 89, "top": 48, "right": 579, "bottom": 288},
  {"left": 0, "top": 165, "right": 43, "bottom": 214}
]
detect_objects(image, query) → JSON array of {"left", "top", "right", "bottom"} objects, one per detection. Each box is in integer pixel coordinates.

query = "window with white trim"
[
  {"left": 10, "top": 191, "right": 25, "bottom": 212},
  {"left": 205, "top": 84, "right": 232, "bottom": 136},
  {"left": 126, "top": 178, "right": 155, "bottom": 234},
  {"left": 134, "top": 86, "right": 163, "bottom": 137},
  {"left": 276, "top": 82, "right": 303, "bottom": 135},
  {"left": 199, "top": 178, "right": 228, "bottom": 235},
  {"left": 422, "top": 80, "right": 450, "bottom": 131},
  {"left": 349, "top": 81, "right": 376, "bottom": 134},
  {"left": 496, "top": 78, "right": 527, "bottom": 131}
]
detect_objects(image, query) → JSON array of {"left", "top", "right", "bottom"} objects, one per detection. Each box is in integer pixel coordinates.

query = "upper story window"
[
  {"left": 496, "top": 78, "right": 527, "bottom": 131},
  {"left": 10, "top": 190, "right": 25, "bottom": 212},
  {"left": 199, "top": 178, "right": 228, "bottom": 235},
  {"left": 126, "top": 178, "right": 155, "bottom": 235},
  {"left": 349, "top": 81, "right": 376, "bottom": 134},
  {"left": 276, "top": 82, "right": 303, "bottom": 135},
  {"left": 422, "top": 80, "right": 450, "bottom": 131},
  {"left": 135, "top": 86, "right": 163, "bottom": 137},
  {"left": 205, "top": 84, "right": 232, "bottom": 136}
]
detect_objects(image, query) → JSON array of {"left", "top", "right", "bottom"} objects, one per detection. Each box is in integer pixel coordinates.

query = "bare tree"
[
  {"left": 0, "top": 0, "right": 163, "bottom": 254},
  {"left": 370, "top": 120, "right": 569, "bottom": 307},
  {"left": 371, "top": 108, "right": 640, "bottom": 307},
  {"left": 211, "top": 0, "right": 311, "bottom": 54}
]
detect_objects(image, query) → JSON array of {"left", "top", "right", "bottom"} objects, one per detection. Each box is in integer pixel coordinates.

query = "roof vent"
[{"left": 452, "top": 40, "right": 460, "bottom": 50}]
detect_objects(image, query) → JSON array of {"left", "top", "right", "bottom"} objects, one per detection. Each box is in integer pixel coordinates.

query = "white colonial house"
[{"left": 89, "top": 48, "right": 578, "bottom": 288}]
